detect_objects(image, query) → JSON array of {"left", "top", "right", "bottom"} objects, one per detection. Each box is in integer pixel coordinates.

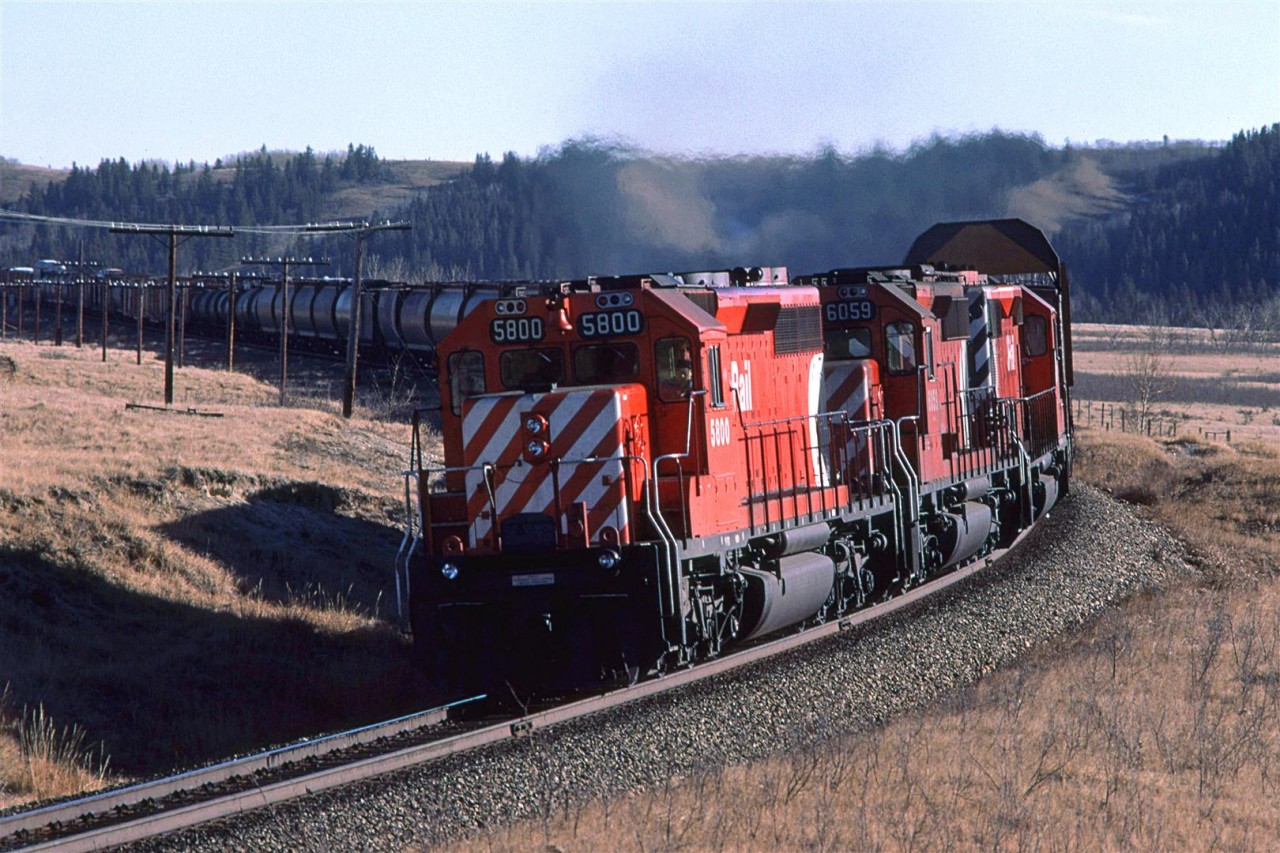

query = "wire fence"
[{"left": 1074, "top": 399, "right": 1232, "bottom": 443}]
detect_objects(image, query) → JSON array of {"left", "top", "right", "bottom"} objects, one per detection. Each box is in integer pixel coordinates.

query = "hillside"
[
  {"left": 0, "top": 161, "right": 68, "bottom": 207},
  {"left": 192, "top": 154, "right": 470, "bottom": 222},
  {"left": 4, "top": 128, "right": 1274, "bottom": 321},
  {"left": 0, "top": 336, "right": 444, "bottom": 806}
]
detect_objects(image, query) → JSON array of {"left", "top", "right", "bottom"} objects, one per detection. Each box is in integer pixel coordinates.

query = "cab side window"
[
  {"left": 1023, "top": 315, "right": 1048, "bottom": 358},
  {"left": 448, "top": 350, "right": 485, "bottom": 415},
  {"left": 886, "top": 321, "right": 917, "bottom": 375},
  {"left": 656, "top": 336, "right": 694, "bottom": 402}
]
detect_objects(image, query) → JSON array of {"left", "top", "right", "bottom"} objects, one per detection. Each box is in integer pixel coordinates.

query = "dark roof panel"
[{"left": 904, "top": 219, "right": 1060, "bottom": 275}]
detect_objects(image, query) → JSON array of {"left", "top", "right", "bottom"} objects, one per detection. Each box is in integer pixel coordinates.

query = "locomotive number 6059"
[{"left": 824, "top": 300, "right": 876, "bottom": 323}]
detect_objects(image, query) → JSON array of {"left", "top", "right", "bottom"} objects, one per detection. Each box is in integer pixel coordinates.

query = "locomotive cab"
[{"left": 412, "top": 267, "right": 906, "bottom": 695}]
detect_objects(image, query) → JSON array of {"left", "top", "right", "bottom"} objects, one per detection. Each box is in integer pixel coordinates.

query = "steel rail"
[
  {"left": 7, "top": 540, "right": 1022, "bottom": 852},
  {"left": 0, "top": 696, "right": 482, "bottom": 847}
]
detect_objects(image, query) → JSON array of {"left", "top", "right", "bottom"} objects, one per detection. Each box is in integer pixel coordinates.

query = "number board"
[
  {"left": 824, "top": 300, "right": 876, "bottom": 324},
  {"left": 490, "top": 316, "right": 545, "bottom": 344},
  {"left": 578, "top": 309, "right": 644, "bottom": 338}
]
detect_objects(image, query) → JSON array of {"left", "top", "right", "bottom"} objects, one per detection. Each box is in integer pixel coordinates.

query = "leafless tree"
[{"left": 1125, "top": 346, "right": 1171, "bottom": 427}]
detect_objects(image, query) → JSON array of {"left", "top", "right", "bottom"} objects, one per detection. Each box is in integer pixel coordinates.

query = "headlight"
[
  {"left": 440, "top": 562, "right": 460, "bottom": 581},
  {"left": 597, "top": 550, "right": 620, "bottom": 570},
  {"left": 527, "top": 439, "right": 546, "bottom": 457},
  {"left": 524, "top": 415, "right": 544, "bottom": 435}
]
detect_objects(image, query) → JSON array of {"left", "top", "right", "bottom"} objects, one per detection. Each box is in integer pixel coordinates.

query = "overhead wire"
[{"left": 0, "top": 209, "right": 377, "bottom": 236}]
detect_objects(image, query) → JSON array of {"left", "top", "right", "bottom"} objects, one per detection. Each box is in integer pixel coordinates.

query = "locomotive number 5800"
[
  {"left": 490, "top": 317, "right": 545, "bottom": 343},
  {"left": 579, "top": 310, "right": 644, "bottom": 338}
]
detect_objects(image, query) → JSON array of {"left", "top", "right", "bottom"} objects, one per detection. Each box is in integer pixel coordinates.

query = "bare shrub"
[
  {"left": 0, "top": 686, "right": 110, "bottom": 804},
  {"left": 1125, "top": 346, "right": 1171, "bottom": 425}
]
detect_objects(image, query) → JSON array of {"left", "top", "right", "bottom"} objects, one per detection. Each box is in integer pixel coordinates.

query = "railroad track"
[
  {"left": 0, "top": 699, "right": 484, "bottom": 852},
  {"left": 1, "top": 549, "right": 1007, "bottom": 852}
]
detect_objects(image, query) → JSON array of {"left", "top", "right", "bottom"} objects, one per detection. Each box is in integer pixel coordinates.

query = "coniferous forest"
[{"left": 1, "top": 125, "right": 1276, "bottom": 325}]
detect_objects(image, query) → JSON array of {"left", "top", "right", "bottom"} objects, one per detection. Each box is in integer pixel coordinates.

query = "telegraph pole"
[
  {"left": 101, "top": 277, "right": 109, "bottom": 362},
  {"left": 76, "top": 241, "right": 85, "bottom": 348},
  {"left": 111, "top": 223, "right": 234, "bottom": 405},
  {"left": 135, "top": 281, "right": 145, "bottom": 365},
  {"left": 240, "top": 256, "right": 328, "bottom": 406},
  {"left": 341, "top": 220, "right": 411, "bottom": 418},
  {"left": 55, "top": 270, "right": 64, "bottom": 346},
  {"left": 226, "top": 271, "right": 237, "bottom": 372}
]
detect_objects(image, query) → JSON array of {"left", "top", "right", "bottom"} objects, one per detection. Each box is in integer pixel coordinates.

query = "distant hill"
[
  {"left": 3, "top": 130, "right": 1274, "bottom": 326},
  {"left": 1057, "top": 125, "right": 1279, "bottom": 323},
  {"left": 0, "top": 159, "right": 69, "bottom": 205}
]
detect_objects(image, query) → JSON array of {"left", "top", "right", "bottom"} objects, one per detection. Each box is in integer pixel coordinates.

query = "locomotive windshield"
[
  {"left": 574, "top": 343, "right": 640, "bottom": 385},
  {"left": 447, "top": 350, "right": 486, "bottom": 415},
  {"left": 823, "top": 327, "right": 873, "bottom": 361},
  {"left": 500, "top": 347, "right": 565, "bottom": 390}
]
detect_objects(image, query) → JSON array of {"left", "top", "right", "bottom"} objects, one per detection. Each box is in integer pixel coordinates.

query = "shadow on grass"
[
  {"left": 159, "top": 483, "right": 402, "bottom": 619},
  {"left": 0, "top": 544, "right": 440, "bottom": 777}
]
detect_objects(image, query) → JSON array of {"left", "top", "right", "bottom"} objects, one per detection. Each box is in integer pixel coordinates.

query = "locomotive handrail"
[
  {"left": 394, "top": 469, "right": 421, "bottom": 626},
  {"left": 642, "top": 388, "right": 706, "bottom": 653},
  {"left": 480, "top": 463, "right": 499, "bottom": 542},
  {"left": 1014, "top": 387, "right": 1062, "bottom": 463},
  {"left": 1006, "top": 406, "right": 1035, "bottom": 528},
  {"left": 891, "top": 415, "right": 924, "bottom": 582}
]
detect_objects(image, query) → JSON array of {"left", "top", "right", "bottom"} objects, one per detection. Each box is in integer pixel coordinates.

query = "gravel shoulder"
[{"left": 125, "top": 484, "right": 1194, "bottom": 852}]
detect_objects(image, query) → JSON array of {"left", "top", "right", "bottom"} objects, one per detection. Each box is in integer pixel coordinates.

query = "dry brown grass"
[
  {"left": 0, "top": 337, "right": 444, "bottom": 807},
  {"left": 1072, "top": 322, "right": 1280, "bottom": 444},
  {"left": 0, "top": 689, "right": 109, "bottom": 810},
  {"left": 458, "top": 577, "right": 1280, "bottom": 851},
  {"left": 318, "top": 159, "right": 469, "bottom": 222}
]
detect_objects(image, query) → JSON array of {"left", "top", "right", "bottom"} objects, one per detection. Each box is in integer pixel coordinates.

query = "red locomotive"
[{"left": 404, "top": 219, "right": 1072, "bottom": 696}]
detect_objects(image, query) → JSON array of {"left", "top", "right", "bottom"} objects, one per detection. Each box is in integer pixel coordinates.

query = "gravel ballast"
[{"left": 126, "top": 484, "right": 1193, "bottom": 852}]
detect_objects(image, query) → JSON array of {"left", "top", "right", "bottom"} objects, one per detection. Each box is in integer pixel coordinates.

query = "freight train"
[
  {"left": 0, "top": 267, "right": 525, "bottom": 360},
  {"left": 402, "top": 219, "right": 1073, "bottom": 697},
  {"left": 4, "top": 219, "right": 1073, "bottom": 702}
]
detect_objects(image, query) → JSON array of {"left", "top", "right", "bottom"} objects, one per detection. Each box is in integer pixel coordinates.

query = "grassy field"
[
  {"left": 0, "top": 336, "right": 444, "bottom": 808},
  {"left": 1072, "top": 322, "right": 1280, "bottom": 443}
]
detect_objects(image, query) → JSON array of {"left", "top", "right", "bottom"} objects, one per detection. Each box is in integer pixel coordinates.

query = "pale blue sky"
[{"left": 2, "top": 1, "right": 1277, "bottom": 169}]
